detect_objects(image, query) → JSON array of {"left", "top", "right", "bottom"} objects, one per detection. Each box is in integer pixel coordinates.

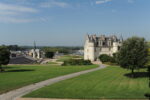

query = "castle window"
[
  {"left": 103, "top": 42, "right": 106, "bottom": 46},
  {"left": 118, "top": 46, "right": 120, "bottom": 50},
  {"left": 96, "top": 42, "right": 98, "bottom": 46}
]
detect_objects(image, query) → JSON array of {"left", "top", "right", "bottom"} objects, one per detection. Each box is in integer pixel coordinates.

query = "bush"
[
  {"left": 62, "top": 59, "right": 92, "bottom": 66},
  {"left": 45, "top": 52, "right": 54, "bottom": 58},
  {"left": 99, "top": 54, "right": 114, "bottom": 63}
]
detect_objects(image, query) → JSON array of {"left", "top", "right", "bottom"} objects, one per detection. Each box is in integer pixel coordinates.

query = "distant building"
[
  {"left": 29, "top": 49, "right": 41, "bottom": 59},
  {"left": 28, "top": 42, "right": 44, "bottom": 59},
  {"left": 84, "top": 34, "right": 123, "bottom": 61}
]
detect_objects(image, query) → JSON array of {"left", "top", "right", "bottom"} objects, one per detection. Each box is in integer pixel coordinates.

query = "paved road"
[{"left": 0, "top": 65, "right": 106, "bottom": 100}]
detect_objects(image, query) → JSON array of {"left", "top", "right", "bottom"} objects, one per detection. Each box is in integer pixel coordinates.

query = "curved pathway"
[{"left": 0, "top": 65, "right": 106, "bottom": 100}]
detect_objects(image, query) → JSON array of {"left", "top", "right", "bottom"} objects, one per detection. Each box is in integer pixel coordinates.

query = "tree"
[
  {"left": 118, "top": 37, "right": 148, "bottom": 77},
  {"left": 45, "top": 51, "right": 54, "bottom": 58},
  {"left": 0, "top": 46, "right": 10, "bottom": 72}
]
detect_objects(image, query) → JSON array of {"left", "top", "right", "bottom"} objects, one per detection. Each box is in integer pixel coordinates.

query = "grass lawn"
[
  {"left": 0, "top": 64, "right": 97, "bottom": 94},
  {"left": 57, "top": 55, "right": 83, "bottom": 62},
  {"left": 25, "top": 66, "right": 150, "bottom": 99},
  {"left": 47, "top": 62, "right": 58, "bottom": 65}
]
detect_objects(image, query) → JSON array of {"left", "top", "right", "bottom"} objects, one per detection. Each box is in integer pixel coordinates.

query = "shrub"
[
  {"left": 99, "top": 54, "right": 114, "bottom": 63},
  {"left": 45, "top": 52, "right": 54, "bottom": 58},
  {"left": 62, "top": 59, "right": 92, "bottom": 66}
]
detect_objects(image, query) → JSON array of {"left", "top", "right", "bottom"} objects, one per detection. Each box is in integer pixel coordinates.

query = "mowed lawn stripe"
[
  {"left": 0, "top": 65, "right": 98, "bottom": 94},
  {"left": 90, "top": 67, "right": 124, "bottom": 98},
  {"left": 25, "top": 66, "right": 150, "bottom": 99}
]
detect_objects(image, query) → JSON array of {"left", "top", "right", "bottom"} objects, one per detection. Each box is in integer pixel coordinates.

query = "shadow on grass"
[
  {"left": 145, "top": 93, "right": 150, "bottom": 100},
  {"left": 6, "top": 69, "right": 35, "bottom": 72},
  {"left": 124, "top": 72, "right": 149, "bottom": 78}
]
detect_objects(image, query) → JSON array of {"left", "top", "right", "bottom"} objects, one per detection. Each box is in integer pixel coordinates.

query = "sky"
[{"left": 0, "top": 0, "right": 150, "bottom": 46}]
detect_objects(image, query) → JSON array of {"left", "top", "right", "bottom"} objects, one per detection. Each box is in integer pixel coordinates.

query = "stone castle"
[{"left": 84, "top": 34, "right": 123, "bottom": 61}]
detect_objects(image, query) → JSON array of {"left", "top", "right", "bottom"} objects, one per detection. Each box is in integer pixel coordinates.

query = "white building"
[
  {"left": 29, "top": 49, "right": 41, "bottom": 59},
  {"left": 28, "top": 42, "right": 45, "bottom": 59},
  {"left": 84, "top": 34, "right": 123, "bottom": 61}
]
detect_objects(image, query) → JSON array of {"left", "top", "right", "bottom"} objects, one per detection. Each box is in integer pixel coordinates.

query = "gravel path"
[{"left": 0, "top": 65, "right": 106, "bottom": 100}]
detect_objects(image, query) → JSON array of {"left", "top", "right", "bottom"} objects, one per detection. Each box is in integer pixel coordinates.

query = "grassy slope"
[
  {"left": 25, "top": 66, "right": 150, "bottom": 99},
  {"left": 0, "top": 64, "right": 97, "bottom": 94}
]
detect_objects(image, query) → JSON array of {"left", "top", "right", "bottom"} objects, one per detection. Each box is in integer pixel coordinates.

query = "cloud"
[
  {"left": 0, "top": 11, "right": 19, "bottom": 16},
  {"left": 40, "top": 1, "right": 69, "bottom": 8},
  {"left": 0, "top": 3, "right": 38, "bottom": 13},
  {"left": 0, "top": 16, "right": 35, "bottom": 23},
  {"left": 0, "top": 2, "right": 39, "bottom": 23},
  {"left": 96, "top": 0, "right": 112, "bottom": 4}
]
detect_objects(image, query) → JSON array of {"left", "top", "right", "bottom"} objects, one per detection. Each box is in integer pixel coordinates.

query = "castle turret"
[
  {"left": 84, "top": 34, "right": 95, "bottom": 61},
  {"left": 112, "top": 42, "right": 119, "bottom": 54}
]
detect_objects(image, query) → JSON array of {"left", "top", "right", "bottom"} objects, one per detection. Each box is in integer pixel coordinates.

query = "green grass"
[
  {"left": 0, "top": 64, "right": 97, "bottom": 94},
  {"left": 25, "top": 66, "right": 150, "bottom": 99},
  {"left": 57, "top": 55, "right": 83, "bottom": 62},
  {"left": 47, "top": 62, "right": 58, "bottom": 64}
]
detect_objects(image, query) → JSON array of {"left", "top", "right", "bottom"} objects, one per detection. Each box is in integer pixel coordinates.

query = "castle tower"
[{"left": 84, "top": 34, "right": 96, "bottom": 61}]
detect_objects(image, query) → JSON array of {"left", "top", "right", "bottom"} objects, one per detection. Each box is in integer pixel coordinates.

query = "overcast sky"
[{"left": 0, "top": 0, "right": 150, "bottom": 46}]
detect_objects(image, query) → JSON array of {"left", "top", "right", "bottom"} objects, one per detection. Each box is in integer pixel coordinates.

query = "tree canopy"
[
  {"left": 45, "top": 52, "right": 54, "bottom": 58},
  {"left": 0, "top": 46, "right": 10, "bottom": 72},
  {"left": 118, "top": 37, "right": 148, "bottom": 77}
]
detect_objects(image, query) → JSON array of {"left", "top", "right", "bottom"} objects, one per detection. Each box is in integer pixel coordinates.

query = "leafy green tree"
[
  {"left": 0, "top": 46, "right": 10, "bottom": 72},
  {"left": 45, "top": 52, "right": 54, "bottom": 58},
  {"left": 118, "top": 37, "right": 148, "bottom": 77}
]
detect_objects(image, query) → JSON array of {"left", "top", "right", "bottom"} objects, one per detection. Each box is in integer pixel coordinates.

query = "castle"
[{"left": 84, "top": 34, "right": 123, "bottom": 61}]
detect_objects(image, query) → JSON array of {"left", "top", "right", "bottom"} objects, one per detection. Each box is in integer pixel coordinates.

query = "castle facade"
[{"left": 84, "top": 34, "right": 123, "bottom": 61}]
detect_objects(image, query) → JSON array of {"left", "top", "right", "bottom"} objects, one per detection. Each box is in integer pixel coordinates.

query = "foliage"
[
  {"left": 147, "top": 48, "right": 150, "bottom": 66},
  {"left": 147, "top": 42, "right": 150, "bottom": 48},
  {"left": 25, "top": 66, "right": 149, "bottom": 99},
  {"left": 99, "top": 54, "right": 115, "bottom": 63},
  {"left": 45, "top": 52, "right": 54, "bottom": 58},
  {"left": 118, "top": 36, "right": 148, "bottom": 77},
  {"left": 42, "top": 47, "right": 83, "bottom": 54},
  {"left": 62, "top": 59, "right": 92, "bottom": 66},
  {"left": 0, "top": 65, "right": 97, "bottom": 94},
  {"left": 0, "top": 46, "right": 10, "bottom": 72}
]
